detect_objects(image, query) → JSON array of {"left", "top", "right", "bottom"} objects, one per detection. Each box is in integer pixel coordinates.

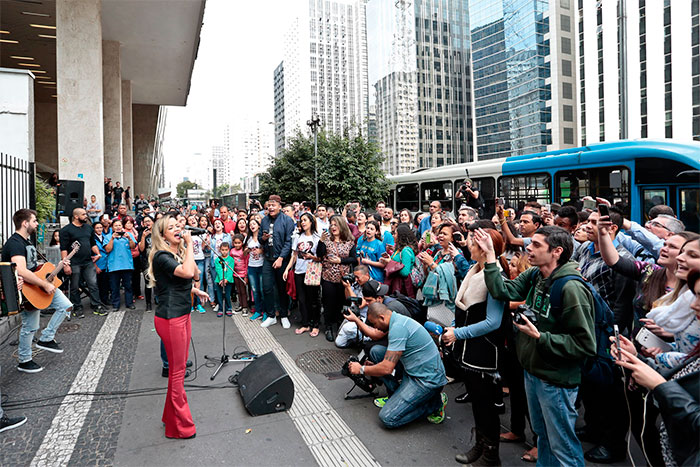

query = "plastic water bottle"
[{"left": 424, "top": 321, "right": 443, "bottom": 336}]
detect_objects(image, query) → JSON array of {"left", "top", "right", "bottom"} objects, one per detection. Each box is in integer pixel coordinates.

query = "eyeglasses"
[
  {"left": 390, "top": 221, "right": 398, "bottom": 225},
  {"left": 648, "top": 220, "right": 671, "bottom": 231}
]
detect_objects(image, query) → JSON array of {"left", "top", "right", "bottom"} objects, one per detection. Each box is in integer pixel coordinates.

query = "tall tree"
[
  {"left": 259, "top": 130, "right": 389, "bottom": 208},
  {"left": 176, "top": 180, "right": 198, "bottom": 198}
]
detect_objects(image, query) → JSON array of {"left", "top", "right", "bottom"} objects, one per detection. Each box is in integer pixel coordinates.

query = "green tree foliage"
[
  {"left": 176, "top": 180, "right": 198, "bottom": 198},
  {"left": 34, "top": 175, "right": 55, "bottom": 224},
  {"left": 207, "top": 183, "right": 242, "bottom": 199},
  {"left": 259, "top": 130, "right": 389, "bottom": 208}
]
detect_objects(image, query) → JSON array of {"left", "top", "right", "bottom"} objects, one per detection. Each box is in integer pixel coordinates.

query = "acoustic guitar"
[{"left": 22, "top": 241, "right": 80, "bottom": 310}]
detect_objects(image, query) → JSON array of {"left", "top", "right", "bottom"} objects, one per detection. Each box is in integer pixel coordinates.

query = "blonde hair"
[{"left": 147, "top": 215, "right": 186, "bottom": 287}]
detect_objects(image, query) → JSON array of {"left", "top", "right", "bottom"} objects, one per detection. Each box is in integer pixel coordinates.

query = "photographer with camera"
[
  {"left": 456, "top": 178, "right": 483, "bottom": 215},
  {"left": 476, "top": 226, "right": 596, "bottom": 467},
  {"left": 346, "top": 302, "right": 448, "bottom": 429},
  {"left": 335, "top": 265, "right": 371, "bottom": 348}
]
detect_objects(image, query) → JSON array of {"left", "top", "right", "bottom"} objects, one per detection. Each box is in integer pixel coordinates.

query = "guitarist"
[
  {"left": 1, "top": 209, "right": 73, "bottom": 374},
  {"left": 59, "top": 208, "right": 107, "bottom": 317}
]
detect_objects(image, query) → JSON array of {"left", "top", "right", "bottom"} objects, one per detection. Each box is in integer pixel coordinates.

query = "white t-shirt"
[
  {"left": 316, "top": 218, "right": 330, "bottom": 234},
  {"left": 292, "top": 233, "right": 320, "bottom": 274},
  {"left": 192, "top": 235, "right": 204, "bottom": 260},
  {"left": 247, "top": 236, "right": 264, "bottom": 268}
]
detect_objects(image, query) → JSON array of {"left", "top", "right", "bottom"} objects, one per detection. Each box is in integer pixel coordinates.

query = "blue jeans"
[
  {"left": 369, "top": 345, "right": 444, "bottom": 428},
  {"left": 200, "top": 257, "right": 215, "bottom": 302},
  {"left": 109, "top": 269, "right": 133, "bottom": 308},
  {"left": 194, "top": 259, "right": 208, "bottom": 307},
  {"left": 19, "top": 288, "right": 72, "bottom": 363},
  {"left": 523, "top": 370, "right": 584, "bottom": 467},
  {"left": 247, "top": 265, "right": 264, "bottom": 314},
  {"left": 215, "top": 282, "right": 233, "bottom": 312}
]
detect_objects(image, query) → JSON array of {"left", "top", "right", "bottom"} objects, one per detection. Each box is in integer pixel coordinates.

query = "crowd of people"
[{"left": 2, "top": 186, "right": 699, "bottom": 467}]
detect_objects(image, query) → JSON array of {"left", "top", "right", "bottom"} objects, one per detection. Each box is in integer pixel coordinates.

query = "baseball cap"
[{"left": 361, "top": 280, "right": 389, "bottom": 298}]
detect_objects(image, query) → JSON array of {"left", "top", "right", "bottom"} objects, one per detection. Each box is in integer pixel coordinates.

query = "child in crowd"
[
  {"left": 214, "top": 242, "right": 236, "bottom": 317},
  {"left": 230, "top": 234, "right": 250, "bottom": 315}
]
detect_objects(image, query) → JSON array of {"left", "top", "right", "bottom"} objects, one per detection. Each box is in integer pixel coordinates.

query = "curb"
[{"left": 0, "top": 313, "right": 21, "bottom": 345}]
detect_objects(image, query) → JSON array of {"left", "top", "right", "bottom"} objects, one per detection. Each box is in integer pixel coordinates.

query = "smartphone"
[
  {"left": 583, "top": 199, "right": 597, "bottom": 210},
  {"left": 497, "top": 197, "right": 505, "bottom": 207},
  {"left": 381, "top": 252, "right": 390, "bottom": 258},
  {"left": 453, "top": 231, "right": 463, "bottom": 243},
  {"left": 598, "top": 204, "right": 610, "bottom": 217},
  {"left": 613, "top": 324, "right": 621, "bottom": 356},
  {"left": 504, "top": 209, "right": 514, "bottom": 218},
  {"left": 543, "top": 204, "right": 551, "bottom": 213},
  {"left": 425, "top": 231, "right": 432, "bottom": 243}
]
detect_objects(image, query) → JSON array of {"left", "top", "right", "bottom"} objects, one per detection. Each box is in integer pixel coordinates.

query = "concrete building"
[
  {"left": 576, "top": 0, "right": 700, "bottom": 143},
  {"left": 0, "top": 0, "right": 204, "bottom": 209},
  {"left": 211, "top": 143, "right": 229, "bottom": 188},
  {"left": 469, "top": 0, "right": 577, "bottom": 161},
  {"left": 275, "top": 0, "right": 370, "bottom": 151},
  {"left": 239, "top": 120, "right": 273, "bottom": 181},
  {"left": 367, "top": 0, "right": 474, "bottom": 174},
  {"left": 273, "top": 62, "right": 286, "bottom": 157}
]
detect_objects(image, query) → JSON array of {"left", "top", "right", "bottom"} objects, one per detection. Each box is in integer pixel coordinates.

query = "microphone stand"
[{"left": 204, "top": 241, "right": 252, "bottom": 381}]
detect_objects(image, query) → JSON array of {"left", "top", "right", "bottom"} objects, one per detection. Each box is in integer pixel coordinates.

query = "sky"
[{"left": 162, "top": 0, "right": 301, "bottom": 188}]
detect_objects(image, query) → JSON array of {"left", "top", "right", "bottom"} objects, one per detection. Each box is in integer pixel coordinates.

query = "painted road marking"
[
  {"left": 232, "top": 314, "right": 380, "bottom": 467},
  {"left": 31, "top": 311, "right": 126, "bottom": 467}
]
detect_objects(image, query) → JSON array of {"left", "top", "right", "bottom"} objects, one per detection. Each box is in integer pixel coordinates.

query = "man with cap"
[
  {"left": 259, "top": 194, "right": 296, "bottom": 329},
  {"left": 336, "top": 273, "right": 409, "bottom": 348},
  {"left": 345, "top": 302, "right": 448, "bottom": 428}
]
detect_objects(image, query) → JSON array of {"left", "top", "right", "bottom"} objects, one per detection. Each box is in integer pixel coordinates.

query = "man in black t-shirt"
[
  {"left": 59, "top": 208, "right": 106, "bottom": 317},
  {"left": 2, "top": 209, "right": 74, "bottom": 373},
  {"left": 112, "top": 182, "right": 124, "bottom": 205}
]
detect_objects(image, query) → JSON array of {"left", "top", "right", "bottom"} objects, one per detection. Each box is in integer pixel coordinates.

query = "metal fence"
[{"left": 0, "top": 153, "right": 34, "bottom": 246}]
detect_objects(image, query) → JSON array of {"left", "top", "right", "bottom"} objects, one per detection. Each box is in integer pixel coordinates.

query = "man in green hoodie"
[{"left": 473, "top": 226, "right": 595, "bottom": 467}]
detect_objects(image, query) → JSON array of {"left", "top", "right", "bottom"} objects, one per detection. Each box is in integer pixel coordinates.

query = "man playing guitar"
[{"left": 1, "top": 209, "right": 73, "bottom": 373}]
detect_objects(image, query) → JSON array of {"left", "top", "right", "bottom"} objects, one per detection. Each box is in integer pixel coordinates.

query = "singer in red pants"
[{"left": 148, "top": 215, "right": 209, "bottom": 439}]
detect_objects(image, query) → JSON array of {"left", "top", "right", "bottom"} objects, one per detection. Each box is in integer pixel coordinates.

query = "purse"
[
  {"left": 304, "top": 261, "right": 322, "bottom": 286},
  {"left": 426, "top": 301, "right": 453, "bottom": 328},
  {"left": 385, "top": 259, "right": 404, "bottom": 277}
]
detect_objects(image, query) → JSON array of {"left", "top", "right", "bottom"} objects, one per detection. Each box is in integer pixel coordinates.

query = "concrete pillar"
[
  {"left": 102, "top": 40, "right": 123, "bottom": 183},
  {"left": 132, "top": 104, "right": 160, "bottom": 197},
  {"left": 34, "top": 102, "right": 58, "bottom": 173},
  {"left": 0, "top": 68, "right": 34, "bottom": 163},
  {"left": 56, "top": 0, "right": 104, "bottom": 203},
  {"left": 121, "top": 80, "right": 133, "bottom": 190}
]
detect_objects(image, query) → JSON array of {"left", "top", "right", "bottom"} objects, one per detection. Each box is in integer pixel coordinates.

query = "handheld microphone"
[{"left": 184, "top": 226, "right": 207, "bottom": 235}]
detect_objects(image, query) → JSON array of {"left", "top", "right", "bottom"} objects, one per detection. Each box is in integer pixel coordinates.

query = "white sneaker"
[
  {"left": 261, "top": 317, "right": 277, "bottom": 328},
  {"left": 213, "top": 303, "right": 220, "bottom": 312},
  {"left": 281, "top": 317, "right": 291, "bottom": 329},
  {"left": 232, "top": 308, "right": 241, "bottom": 315}
]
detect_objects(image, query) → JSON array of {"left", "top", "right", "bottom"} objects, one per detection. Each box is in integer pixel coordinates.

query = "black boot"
[
  {"left": 456, "top": 429, "right": 484, "bottom": 465},
  {"left": 475, "top": 436, "right": 501, "bottom": 466}
]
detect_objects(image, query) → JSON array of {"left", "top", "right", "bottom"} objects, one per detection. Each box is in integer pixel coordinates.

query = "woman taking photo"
[
  {"left": 245, "top": 217, "right": 265, "bottom": 321},
  {"left": 444, "top": 227, "right": 509, "bottom": 466},
  {"left": 283, "top": 212, "right": 322, "bottom": 337},
  {"left": 421, "top": 211, "right": 446, "bottom": 250},
  {"left": 317, "top": 215, "right": 357, "bottom": 341},
  {"left": 356, "top": 220, "right": 387, "bottom": 282},
  {"left": 105, "top": 219, "right": 136, "bottom": 311},
  {"left": 418, "top": 223, "right": 471, "bottom": 283},
  {"left": 148, "top": 215, "right": 208, "bottom": 439},
  {"left": 382, "top": 223, "right": 418, "bottom": 298}
]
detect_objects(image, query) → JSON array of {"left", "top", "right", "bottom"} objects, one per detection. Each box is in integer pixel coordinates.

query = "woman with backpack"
[
  {"left": 381, "top": 223, "right": 418, "bottom": 298},
  {"left": 442, "top": 228, "right": 509, "bottom": 466}
]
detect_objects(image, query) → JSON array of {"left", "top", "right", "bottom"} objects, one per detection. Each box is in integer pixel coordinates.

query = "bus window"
[
  {"left": 455, "top": 177, "right": 495, "bottom": 217},
  {"left": 498, "top": 173, "right": 550, "bottom": 212},
  {"left": 396, "top": 183, "right": 419, "bottom": 212},
  {"left": 641, "top": 188, "right": 668, "bottom": 222},
  {"left": 422, "top": 181, "right": 453, "bottom": 212},
  {"left": 679, "top": 187, "right": 700, "bottom": 233},
  {"left": 555, "top": 167, "right": 630, "bottom": 216}
]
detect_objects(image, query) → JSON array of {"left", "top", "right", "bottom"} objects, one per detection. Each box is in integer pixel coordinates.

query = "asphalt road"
[{"left": 0, "top": 296, "right": 646, "bottom": 466}]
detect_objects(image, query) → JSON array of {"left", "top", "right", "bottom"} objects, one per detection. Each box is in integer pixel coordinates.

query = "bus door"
[
  {"left": 640, "top": 187, "right": 670, "bottom": 224},
  {"left": 677, "top": 185, "right": 700, "bottom": 233}
]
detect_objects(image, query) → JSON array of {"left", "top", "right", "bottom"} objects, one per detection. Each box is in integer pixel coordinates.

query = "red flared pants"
[{"left": 155, "top": 314, "right": 196, "bottom": 439}]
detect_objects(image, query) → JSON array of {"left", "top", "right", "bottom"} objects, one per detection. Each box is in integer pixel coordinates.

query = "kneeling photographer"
[
  {"left": 336, "top": 265, "right": 371, "bottom": 348},
  {"left": 346, "top": 302, "right": 448, "bottom": 429}
]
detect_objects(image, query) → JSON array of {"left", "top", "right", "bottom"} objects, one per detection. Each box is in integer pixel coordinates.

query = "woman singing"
[{"left": 147, "top": 215, "right": 209, "bottom": 439}]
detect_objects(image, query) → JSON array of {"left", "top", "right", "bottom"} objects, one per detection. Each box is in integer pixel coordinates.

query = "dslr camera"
[
  {"left": 341, "top": 355, "right": 378, "bottom": 394},
  {"left": 513, "top": 304, "right": 538, "bottom": 326},
  {"left": 342, "top": 273, "right": 357, "bottom": 287},
  {"left": 342, "top": 295, "right": 362, "bottom": 317}
]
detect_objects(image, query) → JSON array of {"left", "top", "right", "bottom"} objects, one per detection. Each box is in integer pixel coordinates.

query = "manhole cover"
[
  {"left": 295, "top": 349, "right": 355, "bottom": 375},
  {"left": 57, "top": 323, "right": 80, "bottom": 333}
]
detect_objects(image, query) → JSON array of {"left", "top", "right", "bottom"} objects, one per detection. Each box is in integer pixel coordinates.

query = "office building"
[
  {"left": 469, "top": 0, "right": 577, "bottom": 161},
  {"left": 367, "top": 0, "right": 474, "bottom": 175},
  {"left": 577, "top": 0, "right": 700, "bottom": 143},
  {"left": 273, "top": 62, "right": 286, "bottom": 157},
  {"left": 274, "top": 0, "right": 370, "bottom": 150}
]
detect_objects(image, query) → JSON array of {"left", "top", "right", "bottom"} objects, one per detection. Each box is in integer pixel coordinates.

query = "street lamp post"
[{"left": 306, "top": 114, "right": 321, "bottom": 207}]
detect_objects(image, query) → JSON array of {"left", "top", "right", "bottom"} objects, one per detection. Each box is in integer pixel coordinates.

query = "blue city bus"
[{"left": 388, "top": 140, "right": 700, "bottom": 232}]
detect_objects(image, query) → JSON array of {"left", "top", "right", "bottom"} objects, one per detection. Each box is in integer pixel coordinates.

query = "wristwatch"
[{"left": 360, "top": 365, "right": 365, "bottom": 375}]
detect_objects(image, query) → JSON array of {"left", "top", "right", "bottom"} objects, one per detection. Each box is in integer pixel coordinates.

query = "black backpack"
[{"left": 388, "top": 292, "right": 426, "bottom": 324}]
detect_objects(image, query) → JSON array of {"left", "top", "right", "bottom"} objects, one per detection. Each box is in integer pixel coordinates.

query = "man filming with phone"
[{"left": 455, "top": 178, "right": 482, "bottom": 215}]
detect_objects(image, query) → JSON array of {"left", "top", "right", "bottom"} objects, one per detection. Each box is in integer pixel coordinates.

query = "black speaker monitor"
[
  {"left": 237, "top": 351, "right": 294, "bottom": 416},
  {"left": 57, "top": 179, "right": 85, "bottom": 217}
]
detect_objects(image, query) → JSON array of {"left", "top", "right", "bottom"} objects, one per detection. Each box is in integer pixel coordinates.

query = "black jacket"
[{"left": 654, "top": 355, "right": 700, "bottom": 466}]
